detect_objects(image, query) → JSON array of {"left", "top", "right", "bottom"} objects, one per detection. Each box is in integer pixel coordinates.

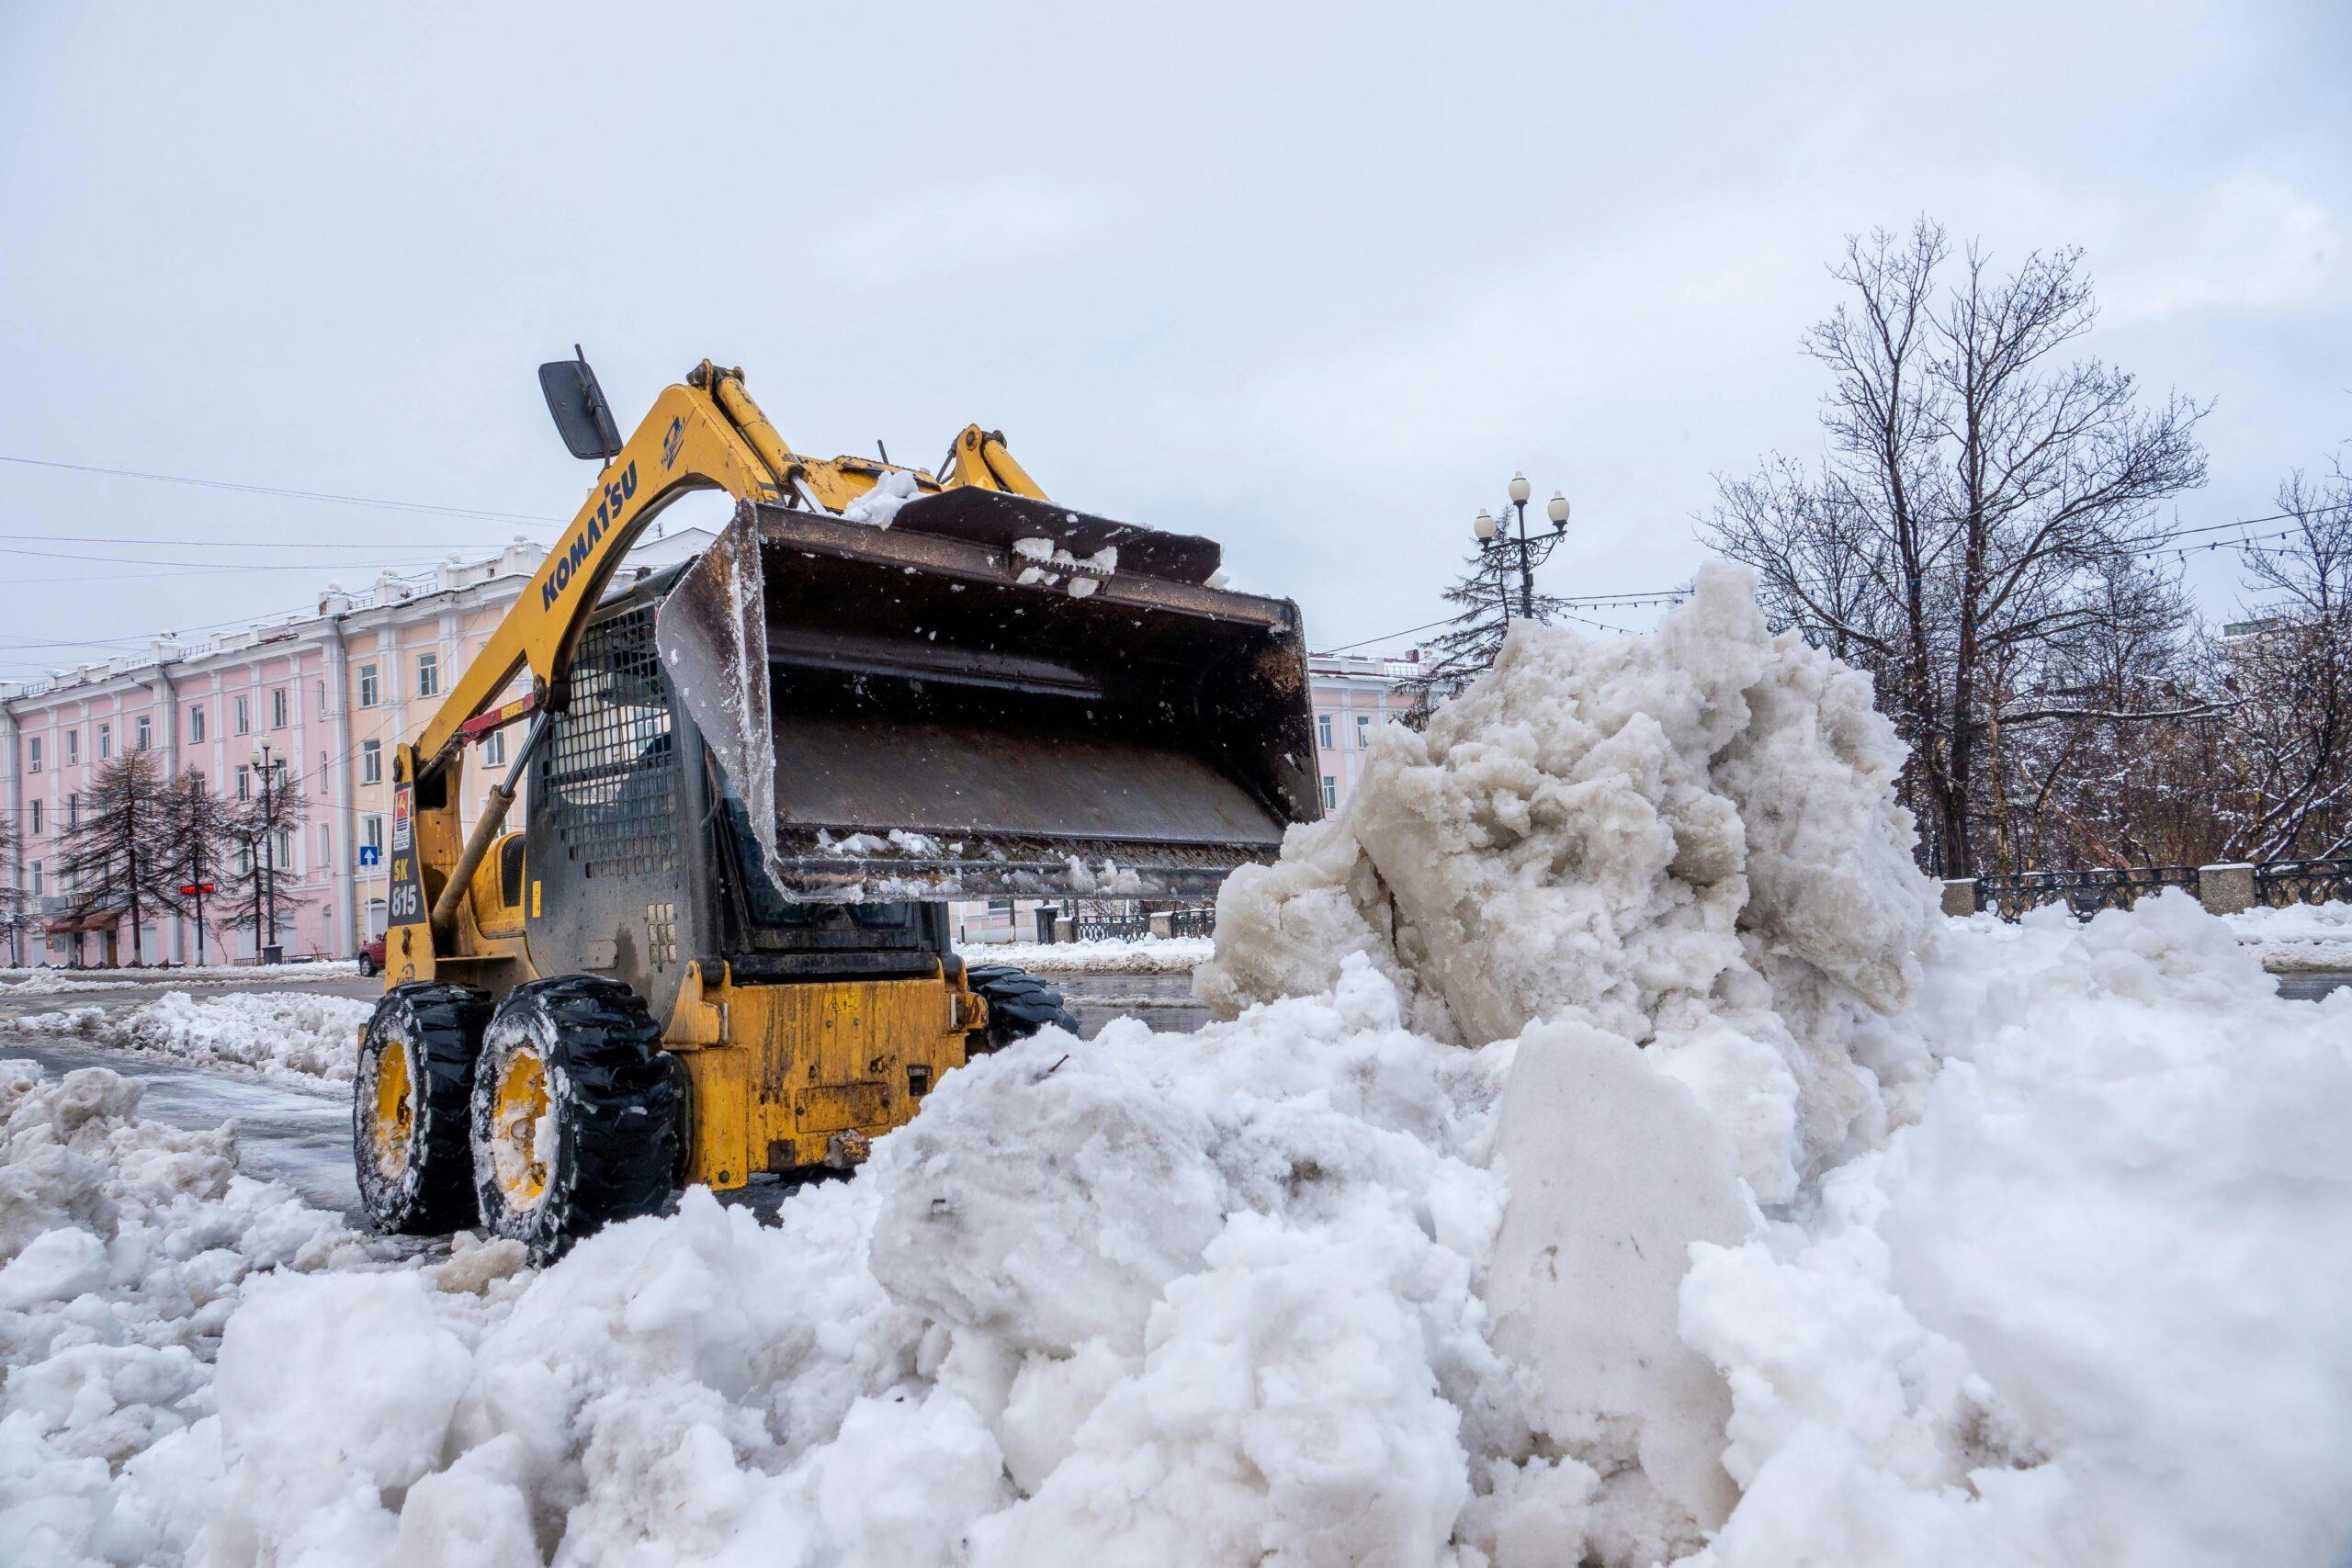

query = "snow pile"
[
  {"left": 2226, "top": 898, "right": 2352, "bottom": 973},
  {"left": 1012, "top": 536, "right": 1117, "bottom": 597},
  {"left": 958, "top": 935, "right": 1215, "bottom": 974},
  {"left": 841, "top": 467, "right": 922, "bottom": 527},
  {"left": 0, "top": 962, "right": 360, "bottom": 987},
  {"left": 3, "top": 991, "right": 372, "bottom": 1089},
  {"left": 1676, "top": 895, "right": 2352, "bottom": 1565},
  {"left": 18, "top": 565, "right": 2347, "bottom": 1566},
  {"left": 124, "top": 967, "right": 1516, "bottom": 1566},
  {"left": 0, "top": 1060, "right": 366, "bottom": 1565},
  {"left": 2226, "top": 897, "right": 2352, "bottom": 941}
]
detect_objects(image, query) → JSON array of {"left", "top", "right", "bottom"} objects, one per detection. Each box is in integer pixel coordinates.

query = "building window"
[
  {"left": 28, "top": 862, "right": 40, "bottom": 897},
  {"left": 1356, "top": 715, "right": 1372, "bottom": 749},
  {"left": 66, "top": 793, "right": 79, "bottom": 829},
  {"left": 1321, "top": 775, "right": 1337, "bottom": 811},
  {"left": 64, "top": 730, "right": 78, "bottom": 765},
  {"left": 98, "top": 723, "right": 113, "bottom": 760},
  {"left": 1317, "top": 715, "right": 1333, "bottom": 750},
  {"left": 482, "top": 728, "right": 506, "bottom": 767},
  {"left": 25, "top": 737, "right": 40, "bottom": 773},
  {"left": 416, "top": 651, "right": 440, "bottom": 698},
  {"left": 28, "top": 800, "right": 40, "bottom": 834},
  {"left": 275, "top": 828, "right": 295, "bottom": 864},
  {"left": 360, "top": 740, "right": 381, "bottom": 784},
  {"left": 188, "top": 704, "right": 206, "bottom": 743},
  {"left": 234, "top": 695, "right": 251, "bottom": 735},
  {"left": 135, "top": 716, "right": 152, "bottom": 751},
  {"left": 358, "top": 664, "right": 380, "bottom": 707},
  {"left": 319, "top": 824, "right": 331, "bottom": 863},
  {"left": 235, "top": 767, "right": 251, "bottom": 802},
  {"left": 318, "top": 750, "right": 328, "bottom": 790},
  {"left": 236, "top": 843, "right": 254, "bottom": 875},
  {"left": 316, "top": 680, "right": 329, "bottom": 718},
  {"left": 363, "top": 814, "right": 384, "bottom": 852},
  {"left": 271, "top": 688, "right": 288, "bottom": 729}
]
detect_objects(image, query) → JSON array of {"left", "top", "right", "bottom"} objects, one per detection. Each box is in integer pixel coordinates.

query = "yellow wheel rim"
[
  {"left": 492, "top": 1048, "right": 551, "bottom": 1208},
  {"left": 371, "top": 1038, "right": 413, "bottom": 1175}
]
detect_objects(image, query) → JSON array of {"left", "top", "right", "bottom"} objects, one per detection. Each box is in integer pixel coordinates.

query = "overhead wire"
[{"left": 0, "top": 453, "right": 567, "bottom": 525}]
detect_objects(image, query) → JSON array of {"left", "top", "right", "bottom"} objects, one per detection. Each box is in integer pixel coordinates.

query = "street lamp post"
[
  {"left": 251, "top": 741, "right": 281, "bottom": 964},
  {"left": 1475, "top": 472, "right": 1571, "bottom": 620}
]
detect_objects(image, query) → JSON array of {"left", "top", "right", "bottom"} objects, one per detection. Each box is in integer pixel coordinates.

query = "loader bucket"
[{"left": 656, "top": 492, "right": 1319, "bottom": 900}]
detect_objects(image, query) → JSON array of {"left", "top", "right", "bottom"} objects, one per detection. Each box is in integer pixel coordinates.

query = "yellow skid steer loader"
[{"left": 354, "top": 354, "right": 1317, "bottom": 1258}]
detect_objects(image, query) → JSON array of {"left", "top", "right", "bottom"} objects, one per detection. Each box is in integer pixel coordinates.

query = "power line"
[
  {"left": 0, "top": 453, "right": 567, "bottom": 525},
  {"left": 0, "top": 530, "right": 534, "bottom": 551},
  {"left": 0, "top": 543, "right": 460, "bottom": 571}
]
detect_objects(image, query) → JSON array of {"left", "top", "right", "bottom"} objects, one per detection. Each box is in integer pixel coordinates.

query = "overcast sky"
[{"left": 2, "top": 1, "right": 2346, "bottom": 680}]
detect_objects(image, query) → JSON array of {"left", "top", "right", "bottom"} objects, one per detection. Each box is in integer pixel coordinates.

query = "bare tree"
[
  {"left": 158, "top": 768, "right": 240, "bottom": 964},
  {"left": 220, "top": 764, "right": 313, "bottom": 957},
  {"left": 1708, "top": 219, "right": 2210, "bottom": 873},
  {"left": 2210, "top": 468, "right": 2352, "bottom": 860},
  {"left": 0, "top": 806, "right": 23, "bottom": 965},
  {"left": 53, "top": 750, "right": 176, "bottom": 964}
]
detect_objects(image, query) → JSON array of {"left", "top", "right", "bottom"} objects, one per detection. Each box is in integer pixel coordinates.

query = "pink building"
[
  {"left": 2, "top": 624, "right": 341, "bottom": 964},
  {"left": 1, "top": 528, "right": 714, "bottom": 966}
]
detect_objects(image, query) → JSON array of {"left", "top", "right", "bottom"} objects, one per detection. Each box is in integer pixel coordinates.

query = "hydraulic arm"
[{"left": 396, "top": 362, "right": 1052, "bottom": 946}]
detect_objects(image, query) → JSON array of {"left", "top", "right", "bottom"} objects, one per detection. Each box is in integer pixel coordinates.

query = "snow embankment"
[
  {"left": 2224, "top": 898, "right": 2352, "bottom": 972},
  {"left": 3, "top": 991, "right": 372, "bottom": 1089},
  {"left": 956, "top": 935, "right": 1214, "bottom": 975},
  {"left": 6, "top": 563, "right": 2346, "bottom": 1567},
  {"left": 0, "top": 962, "right": 361, "bottom": 996}
]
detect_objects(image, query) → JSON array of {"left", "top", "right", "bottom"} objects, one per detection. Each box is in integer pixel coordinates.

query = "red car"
[{"left": 358, "top": 933, "right": 387, "bottom": 976}]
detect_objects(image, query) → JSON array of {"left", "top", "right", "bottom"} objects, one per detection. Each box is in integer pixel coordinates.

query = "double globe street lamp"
[{"left": 1474, "top": 471, "right": 1571, "bottom": 620}]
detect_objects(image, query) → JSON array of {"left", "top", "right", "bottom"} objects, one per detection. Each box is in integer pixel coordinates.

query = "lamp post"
[
  {"left": 1475, "top": 472, "right": 1571, "bottom": 620},
  {"left": 251, "top": 741, "right": 281, "bottom": 964}
]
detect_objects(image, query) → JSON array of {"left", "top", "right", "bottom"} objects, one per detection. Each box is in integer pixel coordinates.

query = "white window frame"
[
  {"left": 271, "top": 687, "right": 288, "bottom": 729},
  {"left": 188, "top": 703, "right": 205, "bottom": 743},
  {"left": 135, "top": 716, "right": 152, "bottom": 751},
  {"left": 482, "top": 728, "right": 506, "bottom": 767},
  {"left": 234, "top": 695, "right": 251, "bottom": 735},
  {"left": 26, "top": 736, "right": 40, "bottom": 773},
  {"left": 358, "top": 664, "right": 380, "bottom": 708},
  {"left": 415, "top": 651, "right": 440, "bottom": 698},
  {"left": 1321, "top": 775, "right": 1337, "bottom": 810},
  {"left": 1317, "top": 714, "right": 1333, "bottom": 750},
  {"left": 360, "top": 739, "right": 382, "bottom": 784}
]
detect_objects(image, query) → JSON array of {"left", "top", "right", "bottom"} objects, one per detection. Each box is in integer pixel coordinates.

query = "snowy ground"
[{"left": 5, "top": 568, "right": 2348, "bottom": 1567}]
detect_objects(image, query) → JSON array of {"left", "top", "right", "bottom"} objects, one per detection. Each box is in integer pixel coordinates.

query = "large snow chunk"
[
  {"left": 214, "top": 1270, "right": 472, "bottom": 1511},
  {"left": 869, "top": 1040, "right": 1226, "bottom": 1357},
  {"left": 1486, "top": 1020, "right": 1748, "bottom": 1557}
]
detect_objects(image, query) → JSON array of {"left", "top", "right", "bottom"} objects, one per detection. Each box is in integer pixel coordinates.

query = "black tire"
[
  {"left": 353, "top": 982, "right": 492, "bottom": 1234},
  {"left": 964, "top": 964, "right": 1079, "bottom": 1055},
  {"left": 472, "top": 976, "right": 680, "bottom": 1262}
]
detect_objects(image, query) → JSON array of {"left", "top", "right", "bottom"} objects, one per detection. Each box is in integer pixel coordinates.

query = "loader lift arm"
[{"left": 403, "top": 361, "right": 1048, "bottom": 939}]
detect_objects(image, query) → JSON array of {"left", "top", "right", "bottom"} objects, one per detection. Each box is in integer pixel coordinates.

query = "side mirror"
[{"left": 537, "top": 345, "right": 622, "bottom": 462}]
